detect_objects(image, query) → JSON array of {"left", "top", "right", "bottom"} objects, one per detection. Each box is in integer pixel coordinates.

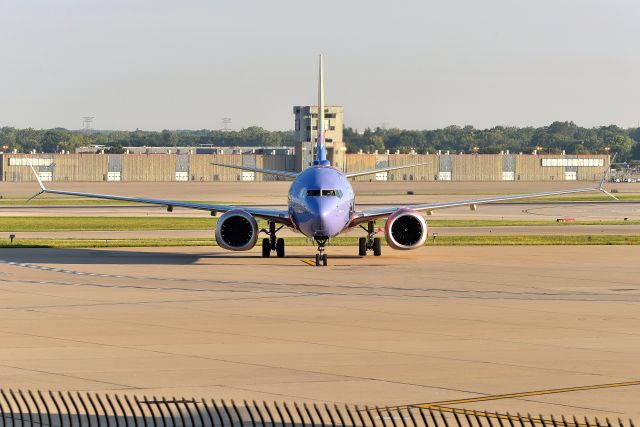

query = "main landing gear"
[
  {"left": 314, "top": 237, "right": 328, "bottom": 266},
  {"left": 261, "top": 221, "right": 285, "bottom": 258},
  {"left": 358, "top": 221, "right": 382, "bottom": 257}
]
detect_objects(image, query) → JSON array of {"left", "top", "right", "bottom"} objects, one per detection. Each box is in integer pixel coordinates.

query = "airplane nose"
[{"left": 308, "top": 198, "right": 341, "bottom": 237}]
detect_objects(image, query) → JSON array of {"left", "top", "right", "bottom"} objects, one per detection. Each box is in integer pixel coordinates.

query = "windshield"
[{"left": 306, "top": 189, "right": 343, "bottom": 198}]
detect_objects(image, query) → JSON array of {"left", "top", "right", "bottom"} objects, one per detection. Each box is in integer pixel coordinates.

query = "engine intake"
[
  {"left": 384, "top": 208, "right": 428, "bottom": 250},
  {"left": 215, "top": 209, "right": 259, "bottom": 251}
]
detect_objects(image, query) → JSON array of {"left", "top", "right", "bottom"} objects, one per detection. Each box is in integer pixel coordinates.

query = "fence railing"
[{"left": 0, "top": 390, "right": 635, "bottom": 427}]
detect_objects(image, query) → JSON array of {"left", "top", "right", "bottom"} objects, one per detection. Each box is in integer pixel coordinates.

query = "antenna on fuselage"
[{"left": 315, "top": 54, "right": 330, "bottom": 166}]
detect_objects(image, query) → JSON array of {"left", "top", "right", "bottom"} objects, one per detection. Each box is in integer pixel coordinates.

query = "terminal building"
[{"left": 0, "top": 106, "right": 610, "bottom": 182}]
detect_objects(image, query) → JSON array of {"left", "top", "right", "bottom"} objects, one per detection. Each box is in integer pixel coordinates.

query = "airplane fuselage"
[{"left": 288, "top": 165, "right": 355, "bottom": 239}]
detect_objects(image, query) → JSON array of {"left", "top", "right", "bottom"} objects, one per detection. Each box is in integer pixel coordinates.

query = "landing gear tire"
[
  {"left": 262, "top": 238, "right": 271, "bottom": 258},
  {"left": 360, "top": 221, "right": 382, "bottom": 258},
  {"left": 358, "top": 237, "right": 367, "bottom": 256},
  {"left": 276, "top": 238, "right": 285, "bottom": 258},
  {"left": 314, "top": 236, "right": 328, "bottom": 267},
  {"left": 373, "top": 237, "right": 382, "bottom": 256}
]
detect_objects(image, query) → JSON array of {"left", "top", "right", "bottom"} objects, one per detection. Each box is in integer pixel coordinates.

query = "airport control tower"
[{"left": 293, "top": 105, "right": 346, "bottom": 172}]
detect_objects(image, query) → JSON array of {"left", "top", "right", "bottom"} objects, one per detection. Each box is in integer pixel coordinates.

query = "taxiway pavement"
[{"left": 0, "top": 245, "right": 638, "bottom": 418}]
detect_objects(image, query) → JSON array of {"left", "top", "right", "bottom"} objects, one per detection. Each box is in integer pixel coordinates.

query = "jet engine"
[
  {"left": 215, "top": 209, "right": 259, "bottom": 251},
  {"left": 384, "top": 208, "right": 428, "bottom": 250}
]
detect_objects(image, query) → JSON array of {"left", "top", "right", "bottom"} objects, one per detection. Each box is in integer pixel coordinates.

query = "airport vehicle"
[{"left": 29, "top": 56, "right": 615, "bottom": 266}]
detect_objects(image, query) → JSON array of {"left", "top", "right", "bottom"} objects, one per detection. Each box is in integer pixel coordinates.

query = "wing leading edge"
[
  {"left": 352, "top": 166, "right": 614, "bottom": 225},
  {"left": 28, "top": 165, "right": 291, "bottom": 226}
]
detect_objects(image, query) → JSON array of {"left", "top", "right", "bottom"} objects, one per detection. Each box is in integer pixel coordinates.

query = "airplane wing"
[
  {"left": 345, "top": 162, "right": 431, "bottom": 178},
  {"left": 210, "top": 162, "right": 299, "bottom": 179},
  {"left": 351, "top": 167, "right": 615, "bottom": 225},
  {"left": 28, "top": 165, "right": 292, "bottom": 226}
]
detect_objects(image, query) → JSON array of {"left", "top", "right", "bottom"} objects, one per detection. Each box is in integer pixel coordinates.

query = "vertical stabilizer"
[{"left": 315, "top": 54, "right": 329, "bottom": 165}]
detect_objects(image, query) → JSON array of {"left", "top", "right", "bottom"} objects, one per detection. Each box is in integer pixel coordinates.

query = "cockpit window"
[{"left": 305, "top": 189, "right": 343, "bottom": 198}]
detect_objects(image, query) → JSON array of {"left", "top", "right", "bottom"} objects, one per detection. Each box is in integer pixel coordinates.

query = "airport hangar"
[{"left": 1, "top": 105, "right": 609, "bottom": 183}]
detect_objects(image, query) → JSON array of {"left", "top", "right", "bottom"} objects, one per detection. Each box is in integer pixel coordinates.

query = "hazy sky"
[{"left": 1, "top": 0, "right": 639, "bottom": 131}]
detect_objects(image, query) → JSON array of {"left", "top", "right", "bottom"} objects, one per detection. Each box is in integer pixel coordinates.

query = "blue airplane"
[{"left": 29, "top": 56, "right": 614, "bottom": 266}]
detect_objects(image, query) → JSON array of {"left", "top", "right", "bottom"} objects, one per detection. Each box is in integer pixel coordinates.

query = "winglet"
[
  {"left": 599, "top": 153, "right": 615, "bottom": 188},
  {"left": 598, "top": 154, "right": 618, "bottom": 200},
  {"left": 597, "top": 166, "right": 608, "bottom": 189},
  {"left": 29, "top": 162, "right": 46, "bottom": 191},
  {"left": 26, "top": 162, "right": 46, "bottom": 202}
]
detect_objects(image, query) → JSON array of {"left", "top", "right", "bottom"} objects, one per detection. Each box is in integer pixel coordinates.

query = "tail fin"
[{"left": 315, "top": 54, "right": 330, "bottom": 166}]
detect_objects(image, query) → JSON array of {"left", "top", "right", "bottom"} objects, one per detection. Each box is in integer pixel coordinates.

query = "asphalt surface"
[{"left": 0, "top": 245, "right": 639, "bottom": 418}]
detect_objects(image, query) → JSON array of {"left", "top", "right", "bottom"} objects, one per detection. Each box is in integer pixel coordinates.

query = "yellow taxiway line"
[
  {"left": 401, "top": 380, "right": 640, "bottom": 409},
  {"left": 382, "top": 380, "right": 640, "bottom": 426}
]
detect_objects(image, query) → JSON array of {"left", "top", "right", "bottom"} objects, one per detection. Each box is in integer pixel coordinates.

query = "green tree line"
[
  {"left": 1, "top": 122, "right": 639, "bottom": 160},
  {"left": 0, "top": 127, "right": 294, "bottom": 155},
  {"left": 344, "top": 122, "right": 640, "bottom": 161}
]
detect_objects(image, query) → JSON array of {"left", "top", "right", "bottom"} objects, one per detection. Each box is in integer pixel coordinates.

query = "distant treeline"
[
  {"left": 1, "top": 122, "right": 639, "bottom": 161},
  {"left": 0, "top": 127, "right": 293, "bottom": 154},
  {"left": 344, "top": 123, "right": 640, "bottom": 161}
]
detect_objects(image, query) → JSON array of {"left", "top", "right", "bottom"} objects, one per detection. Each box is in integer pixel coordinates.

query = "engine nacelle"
[
  {"left": 215, "top": 209, "right": 259, "bottom": 251},
  {"left": 384, "top": 208, "right": 428, "bottom": 250}
]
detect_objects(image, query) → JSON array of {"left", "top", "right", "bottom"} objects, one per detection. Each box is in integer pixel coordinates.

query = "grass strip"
[
  {"left": 0, "top": 216, "right": 219, "bottom": 231},
  {"left": 351, "top": 193, "right": 640, "bottom": 201},
  {"left": 1, "top": 235, "right": 638, "bottom": 249},
  {"left": 506, "top": 194, "right": 640, "bottom": 202},
  {"left": 0, "top": 198, "right": 250, "bottom": 206}
]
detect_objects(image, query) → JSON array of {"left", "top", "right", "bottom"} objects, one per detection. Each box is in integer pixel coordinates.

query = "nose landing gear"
[
  {"left": 358, "top": 221, "right": 382, "bottom": 257},
  {"left": 314, "top": 236, "right": 329, "bottom": 266},
  {"left": 261, "top": 221, "right": 285, "bottom": 258}
]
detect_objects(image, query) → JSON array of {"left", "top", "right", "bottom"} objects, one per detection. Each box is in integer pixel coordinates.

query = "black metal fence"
[{"left": 0, "top": 390, "right": 635, "bottom": 427}]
